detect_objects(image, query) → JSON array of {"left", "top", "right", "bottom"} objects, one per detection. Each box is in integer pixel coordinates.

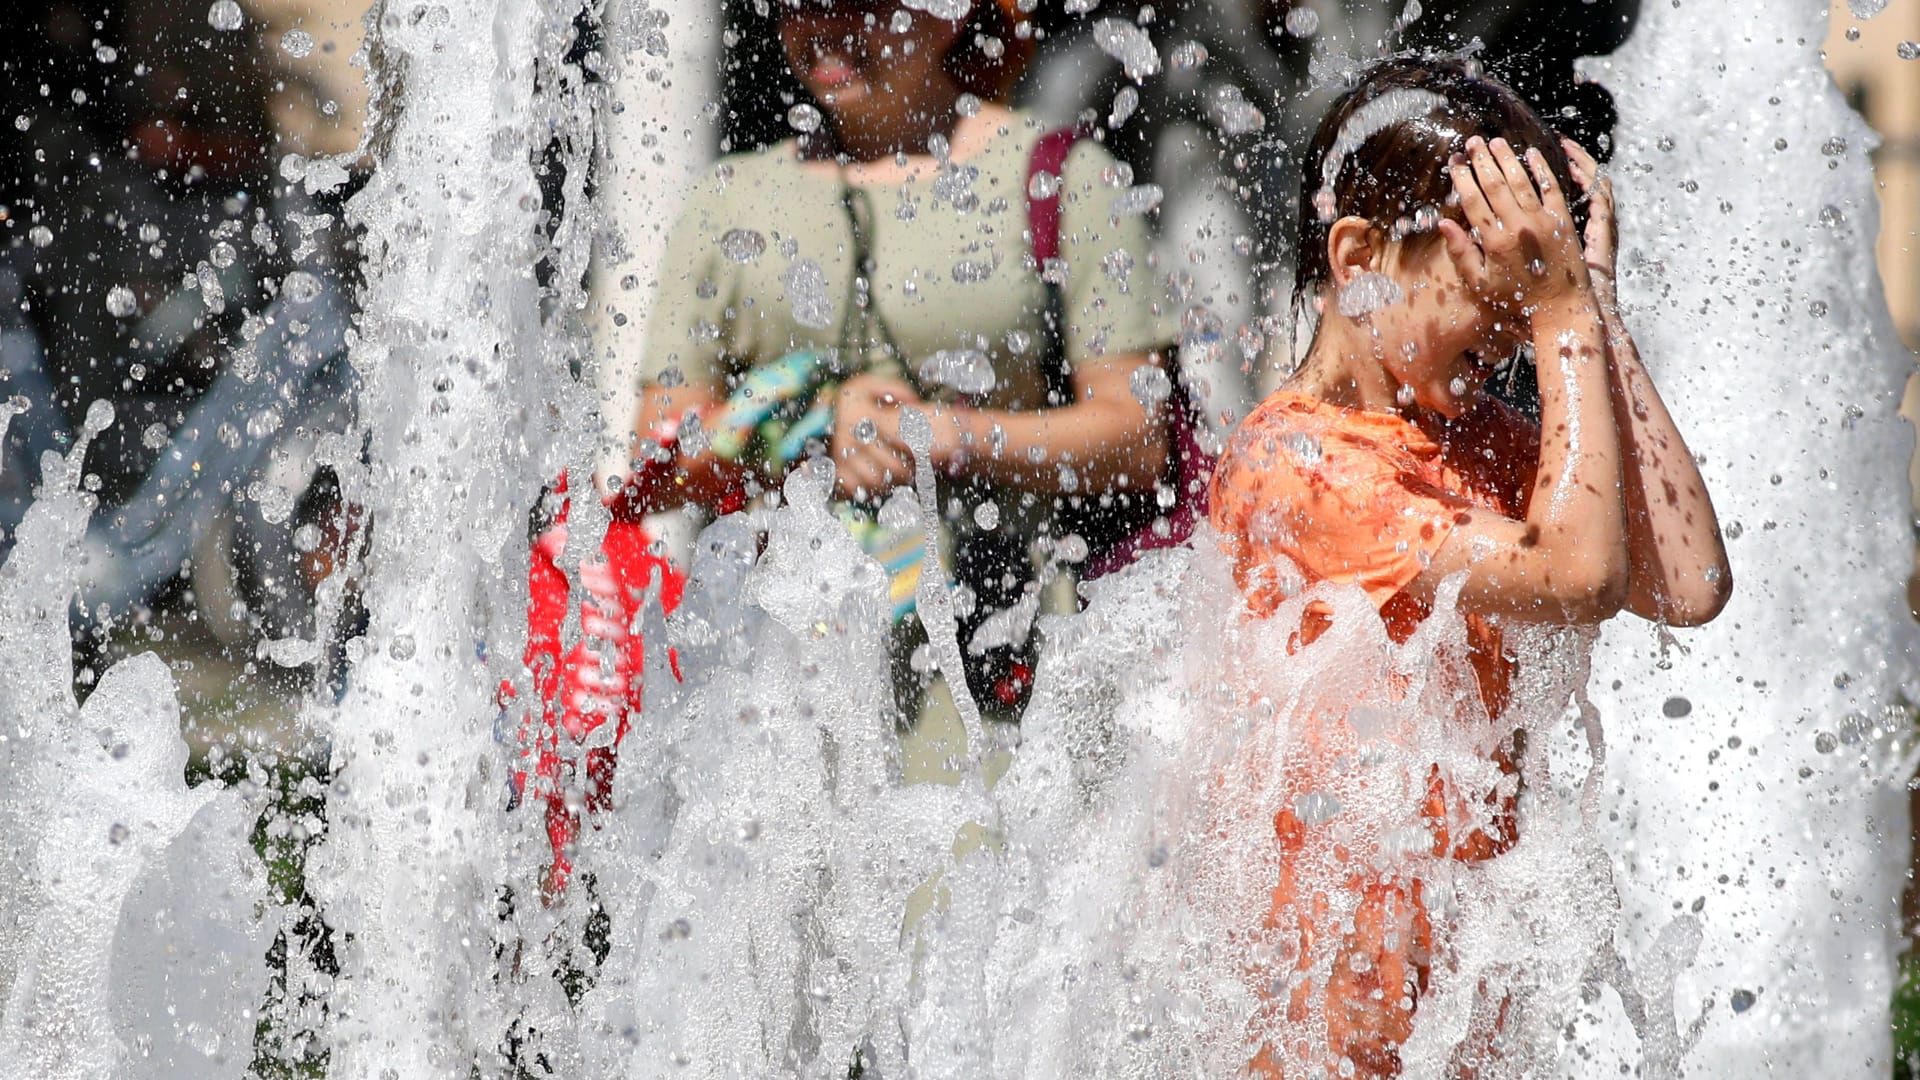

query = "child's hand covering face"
[{"left": 1438, "top": 136, "right": 1592, "bottom": 318}]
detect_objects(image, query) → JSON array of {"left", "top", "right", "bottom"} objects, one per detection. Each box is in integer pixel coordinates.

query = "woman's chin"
[{"left": 811, "top": 81, "right": 872, "bottom": 110}]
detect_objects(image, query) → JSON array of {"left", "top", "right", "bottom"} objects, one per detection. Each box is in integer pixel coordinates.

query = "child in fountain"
[{"left": 1207, "top": 59, "right": 1731, "bottom": 1077}]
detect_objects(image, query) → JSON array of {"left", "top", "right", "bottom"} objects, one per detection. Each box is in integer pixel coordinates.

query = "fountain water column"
[
  {"left": 305, "top": 0, "right": 597, "bottom": 1073},
  {"left": 1578, "top": 2, "right": 1919, "bottom": 1074},
  {"left": 588, "top": 0, "right": 719, "bottom": 487}
]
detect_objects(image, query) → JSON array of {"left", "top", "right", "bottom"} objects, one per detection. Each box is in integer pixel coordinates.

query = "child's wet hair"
[{"left": 1292, "top": 58, "right": 1588, "bottom": 332}]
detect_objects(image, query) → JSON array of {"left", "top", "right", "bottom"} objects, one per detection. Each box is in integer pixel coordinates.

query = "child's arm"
[
  {"left": 1414, "top": 137, "right": 1631, "bottom": 625},
  {"left": 1566, "top": 140, "right": 1732, "bottom": 626}
]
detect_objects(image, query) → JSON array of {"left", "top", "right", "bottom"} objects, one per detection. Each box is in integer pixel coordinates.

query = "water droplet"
[
  {"left": 1093, "top": 18, "right": 1161, "bottom": 81},
  {"left": 1294, "top": 790, "right": 1343, "bottom": 826},
  {"left": 1110, "top": 183, "right": 1164, "bottom": 218},
  {"left": 108, "top": 822, "right": 130, "bottom": 845},
  {"left": 83, "top": 399, "right": 115, "bottom": 433},
  {"left": 1818, "top": 205, "right": 1846, "bottom": 228},
  {"left": 1723, "top": 521, "right": 1743, "bottom": 540},
  {"left": 267, "top": 637, "right": 321, "bottom": 667},
  {"left": 28, "top": 225, "right": 53, "bottom": 248},
  {"left": 786, "top": 103, "right": 822, "bottom": 134},
  {"left": 94, "top": 45, "right": 118, "bottom": 64},
  {"left": 1846, "top": 25, "right": 1862, "bottom": 41},
  {"left": 281, "top": 270, "right": 322, "bottom": 304},
  {"left": 280, "top": 28, "right": 314, "bottom": 58},
  {"left": 207, "top": 0, "right": 245, "bottom": 32},
  {"left": 1729, "top": 988, "right": 1758, "bottom": 1013},
  {"left": 1108, "top": 86, "right": 1139, "bottom": 128},
  {"left": 1772, "top": 137, "right": 1789, "bottom": 151},
  {"left": 1822, "top": 136, "right": 1848, "bottom": 156},
  {"left": 1814, "top": 731, "right": 1838, "bottom": 754},
  {"left": 1662, "top": 696, "right": 1692, "bottom": 718},
  {"left": 197, "top": 263, "right": 226, "bottom": 313},
  {"left": 105, "top": 285, "right": 138, "bottom": 318},
  {"left": 1284, "top": 6, "right": 1320, "bottom": 35},
  {"left": 1900, "top": 41, "right": 1920, "bottom": 61},
  {"left": 246, "top": 408, "right": 284, "bottom": 440},
  {"left": 853, "top": 418, "right": 877, "bottom": 444},
  {"left": 973, "top": 501, "right": 1000, "bottom": 530},
  {"left": 1337, "top": 271, "right": 1404, "bottom": 318},
  {"left": 1026, "top": 170, "right": 1061, "bottom": 201},
  {"left": 1129, "top": 365, "right": 1172, "bottom": 407},
  {"left": 1170, "top": 41, "right": 1208, "bottom": 72},
  {"left": 141, "top": 423, "right": 169, "bottom": 450},
  {"left": 950, "top": 259, "right": 995, "bottom": 284},
  {"left": 662, "top": 917, "right": 693, "bottom": 940},
  {"left": 210, "top": 241, "right": 237, "bottom": 268},
  {"left": 954, "top": 93, "right": 981, "bottom": 118},
  {"left": 781, "top": 258, "right": 834, "bottom": 329},
  {"left": 1807, "top": 299, "right": 1829, "bottom": 318},
  {"left": 1056, "top": 534, "right": 1090, "bottom": 564},
  {"left": 1448, "top": 376, "right": 1469, "bottom": 397},
  {"left": 890, "top": 9, "right": 913, "bottom": 32},
  {"left": 918, "top": 349, "right": 996, "bottom": 395},
  {"left": 388, "top": 634, "right": 417, "bottom": 661},
  {"left": 719, "top": 228, "right": 766, "bottom": 264},
  {"left": 1210, "top": 85, "right": 1265, "bottom": 136},
  {"left": 1279, "top": 432, "right": 1322, "bottom": 465}
]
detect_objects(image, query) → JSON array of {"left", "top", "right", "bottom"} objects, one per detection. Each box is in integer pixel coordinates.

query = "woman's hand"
[
  {"left": 1440, "top": 135, "right": 1591, "bottom": 316},
  {"left": 829, "top": 373, "right": 922, "bottom": 503}
]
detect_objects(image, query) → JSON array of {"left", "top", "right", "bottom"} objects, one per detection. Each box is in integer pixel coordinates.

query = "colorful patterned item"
[{"left": 701, "top": 348, "right": 925, "bottom": 623}]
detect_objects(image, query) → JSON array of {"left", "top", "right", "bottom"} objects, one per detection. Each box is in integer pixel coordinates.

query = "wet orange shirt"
[
  {"left": 1208, "top": 390, "right": 1538, "bottom": 718},
  {"left": 1208, "top": 391, "right": 1539, "bottom": 1078}
]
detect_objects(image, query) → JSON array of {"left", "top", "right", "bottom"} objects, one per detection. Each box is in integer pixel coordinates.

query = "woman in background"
[{"left": 626, "top": 0, "right": 1174, "bottom": 765}]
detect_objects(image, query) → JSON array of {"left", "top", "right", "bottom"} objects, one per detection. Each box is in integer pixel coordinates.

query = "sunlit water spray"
[
  {"left": 1574, "top": 3, "right": 1920, "bottom": 1074},
  {"left": 0, "top": 0, "right": 1913, "bottom": 1076}
]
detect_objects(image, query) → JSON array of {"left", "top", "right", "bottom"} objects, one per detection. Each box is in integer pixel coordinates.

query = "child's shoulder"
[{"left": 1229, "top": 391, "right": 1422, "bottom": 467}]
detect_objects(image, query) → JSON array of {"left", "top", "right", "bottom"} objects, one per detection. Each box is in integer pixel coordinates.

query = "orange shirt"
[
  {"left": 1209, "top": 390, "right": 1540, "bottom": 1078},
  {"left": 1208, "top": 390, "right": 1538, "bottom": 718}
]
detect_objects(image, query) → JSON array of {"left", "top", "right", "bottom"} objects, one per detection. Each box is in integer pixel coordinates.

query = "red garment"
[{"left": 503, "top": 474, "right": 684, "bottom": 897}]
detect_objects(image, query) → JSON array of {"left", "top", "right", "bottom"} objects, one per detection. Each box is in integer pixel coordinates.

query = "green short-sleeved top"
[{"left": 641, "top": 112, "right": 1170, "bottom": 407}]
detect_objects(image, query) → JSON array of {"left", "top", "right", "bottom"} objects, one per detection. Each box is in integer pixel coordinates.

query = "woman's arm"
[
  {"left": 1412, "top": 137, "right": 1630, "bottom": 625},
  {"left": 826, "top": 353, "right": 1171, "bottom": 502},
  {"left": 1566, "top": 140, "right": 1732, "bottom": 626},
  {"left": 623, "top": 381, "right": 752, "bottom": 511}
]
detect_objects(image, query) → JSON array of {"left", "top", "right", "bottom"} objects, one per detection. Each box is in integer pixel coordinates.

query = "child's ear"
[{"left": 1325, "top": 216, "right": 1379, "bottom": 288}]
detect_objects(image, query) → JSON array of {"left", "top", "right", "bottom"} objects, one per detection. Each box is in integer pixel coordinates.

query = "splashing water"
[
  {"left": 0, "top": 403, "right": 268, "bottom": 1079},
  {"left": 0, "top": 0, "right": 1911, "bottom": 1075},
  {"left": 1573, "top": 3, "right": 1920, "bottom": 1074}
]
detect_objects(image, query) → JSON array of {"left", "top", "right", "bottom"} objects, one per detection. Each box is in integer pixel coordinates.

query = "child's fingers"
[
  {"left": 1489, "top": 138, "right": 1541, "bottom": 212},
  {"left": 1437, "top": 218, "right": 1486, "bottom": 282},
  {"left": 1449, "top": 153, "right": 1498, "bottom": 236},
  {"left": 1523, "top": 147, "right": 1572, "bottom": 222},
  {"left": 1560, "top": 137, "right": 1599, "bottom": 188},
  {"left": 1586, "top": 174, "right": 1615, "bottom": 233},
  {"left": 1466, "top": 137, "right": 1522, "bottom": 229}
]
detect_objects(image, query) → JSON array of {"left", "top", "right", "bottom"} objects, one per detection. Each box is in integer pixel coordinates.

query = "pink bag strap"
[{"left": 1026, "top": 125, "right": 1088, "bottom": 265}]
